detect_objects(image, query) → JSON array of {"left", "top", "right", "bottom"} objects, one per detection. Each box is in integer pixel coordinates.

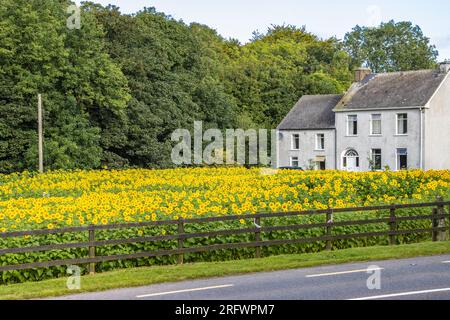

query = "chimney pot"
[{"left": 354, "top": 67, "right": 372, "bottom": 82}]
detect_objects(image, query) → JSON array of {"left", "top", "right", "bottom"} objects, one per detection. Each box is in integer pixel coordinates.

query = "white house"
[{"left": 276, "top": 62, "right": 450, "bottom": 171}]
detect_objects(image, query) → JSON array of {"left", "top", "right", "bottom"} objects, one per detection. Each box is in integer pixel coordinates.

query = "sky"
[{"left": 76, "top": 0, "right": 450, "bottom": 60}]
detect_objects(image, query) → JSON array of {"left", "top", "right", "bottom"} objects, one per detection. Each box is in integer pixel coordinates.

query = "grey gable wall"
[{"left": 424, "top": 73, "right": 450, "bottom": 170}]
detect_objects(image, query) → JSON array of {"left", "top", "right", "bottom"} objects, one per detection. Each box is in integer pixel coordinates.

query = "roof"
[
  {"left": 334, "top": 69, "right": 448, "bottom": 111},
  {"left": 277, "top": 94, "right": 343, "bottom": 130}
]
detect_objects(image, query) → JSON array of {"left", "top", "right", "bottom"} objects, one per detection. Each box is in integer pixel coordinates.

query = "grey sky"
[{"left": 77, "top": 0, "right": 450, "bottom": 60}]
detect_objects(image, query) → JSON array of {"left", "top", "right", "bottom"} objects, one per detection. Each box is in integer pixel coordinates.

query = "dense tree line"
[{"left": 0, "top": 1, "right": 439, "bottom": 172}]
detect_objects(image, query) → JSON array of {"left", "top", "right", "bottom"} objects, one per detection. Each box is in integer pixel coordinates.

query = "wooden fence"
[{"left": 0, "top": 200, "right": 449, "bottom": 274}]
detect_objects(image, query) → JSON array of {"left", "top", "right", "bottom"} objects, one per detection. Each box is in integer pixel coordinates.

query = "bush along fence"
[{"left": 0, "top": 199, "right": 449, "bottom": 284}]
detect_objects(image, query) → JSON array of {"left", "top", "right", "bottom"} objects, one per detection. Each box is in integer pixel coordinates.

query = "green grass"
[{"left": 1, "top": 241, "right": 449, "bottom": 300}]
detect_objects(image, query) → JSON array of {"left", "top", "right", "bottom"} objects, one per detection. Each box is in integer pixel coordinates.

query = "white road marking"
[
  {"left": 306, "top": 267, "right": 384, "bottom": 278},
  {"left": 442, "top": 261, "right": 450, "bottom": 264},
  {"left": 349, "top": 288, "right": 450, "bottom": 300},
  {"left": 136, "top": 284, "right": 234, "bottom": 298}
]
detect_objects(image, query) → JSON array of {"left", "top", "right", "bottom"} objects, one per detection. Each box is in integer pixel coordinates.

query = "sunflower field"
[{"left": 0, "top": 168, "right": 449, "bottom": 284}]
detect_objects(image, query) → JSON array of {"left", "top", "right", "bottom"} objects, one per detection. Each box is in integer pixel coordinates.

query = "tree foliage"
[
  {"left": 344, "top": 20, "right": 439, "bottom": 73},
  {"left": 0, "top": 0, "right": 130, "bottom": 172}
]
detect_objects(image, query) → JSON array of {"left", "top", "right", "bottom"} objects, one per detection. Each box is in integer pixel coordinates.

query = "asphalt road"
[{"left": 52, "top": 254, "right": 450, "bottom": 300}]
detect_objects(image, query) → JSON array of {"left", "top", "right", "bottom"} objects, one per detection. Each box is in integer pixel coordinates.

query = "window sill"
[
  {"left": 369, "top": 134, "right": 382, "bottom": 137},
  {"left": 314, "top": 149, "right": 325, "bottom": 152},
  {"left": 345, "top": 135, "right": 359, "bottom": 137},
  {"left": 394, "top": 134, "right": 408, "bottom": 137}
]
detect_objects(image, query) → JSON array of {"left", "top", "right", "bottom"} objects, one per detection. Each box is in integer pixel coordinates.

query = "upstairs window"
[
  {"left": 291, "top": 134, "right": 300, "bottom": 150},
  {"left": 316, "top": 134, "right": 325, "bottom": 150},
  {"left": 347, "top": 115, "right": 358, "bottom": 136},
  {"left": 397, "top": 114, "right": 408, "bottom": 135},
  {"left": 370, "top": 114, "right": 382, "bottom": 135}
]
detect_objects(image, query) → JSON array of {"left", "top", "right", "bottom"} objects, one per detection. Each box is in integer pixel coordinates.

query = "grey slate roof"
[
  {"left": 335, "top": 69, "right": 448, "bottom": 111},
  {"left": 277, "top": 94, "right": 343, "bottom": 130}
]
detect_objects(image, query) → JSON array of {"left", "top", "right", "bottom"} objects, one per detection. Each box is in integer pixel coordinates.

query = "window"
[
  {"left": 291, "top": 134, "right": 300, "bottom": 150},
  {"left": 347, "top": 115, "right": 358, "bottom": 136},
  {"left": 370, "top": 114, "right": 382, "bottom": 135},
  {"left": 397, "top": 148, "right": 408, "bottom": 170},
  {"left": 316, "top": 134, "right": 325, "bottom": 150},
  {"left": 343, "top": 149, "right": 360, "bottom": 171},
  {"left": 290, "top": 157, "right": 300, "bottom": 168},
  {"left": 371, "top": 149, "right": 382, "bottom": 170},
  {"left": 397, "top": 114, "right": 408, "bottom": 135}
]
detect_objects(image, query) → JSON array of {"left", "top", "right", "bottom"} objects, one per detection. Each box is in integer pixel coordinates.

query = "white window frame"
[
  {"left": 396, "top": 148, "right": 408, "bottom": 171},
  {"left": 315, "top": 133, "right": 325, "bottom": 151},
  {"left": 370, "top": 148, "right": 382, "bottom": 171},
  {"left": 290, "top": 156, "right": 300, "bottom": 168},
  {"left": 370, "top": 114, "right": 382, "bottom": 136},
  {"left": 396, "top": 113, "right": 408, "bottom": 135},
  {"left": 291, "top": 134, "right": 300, "bottom": 150},
  {"left": 346, "top": 115, "right": 358, "bottom": 136}
]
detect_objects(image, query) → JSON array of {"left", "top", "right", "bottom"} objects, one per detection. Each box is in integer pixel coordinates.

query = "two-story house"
[{"left": 276, "top": 62, "right": 450, "bottom": 171}]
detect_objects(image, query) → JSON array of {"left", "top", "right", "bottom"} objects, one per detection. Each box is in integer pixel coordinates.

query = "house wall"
[
  {"left": 335, "top": 109, "right": 422, "bottom": 171},
  {"left": 424, "top": 73, "right": 450, "bottom": 170},
  {"left": 276, "top": 130, "right": 336, "bottom": 169}
]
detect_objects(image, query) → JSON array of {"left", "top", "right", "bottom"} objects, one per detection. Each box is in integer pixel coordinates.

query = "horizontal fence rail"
[{"left": 0, "top": 200, "right": 449, "bottom": 273}]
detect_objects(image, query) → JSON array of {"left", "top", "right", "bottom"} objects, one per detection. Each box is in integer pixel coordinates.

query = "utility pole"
[{"left": 38, "top": 94, "right": 44, "bottom": 173}]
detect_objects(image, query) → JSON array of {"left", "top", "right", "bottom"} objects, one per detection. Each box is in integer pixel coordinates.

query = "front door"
[
  {"left": 347, "top": 157, "right": 358, "bottom": 171},
  {"left": 343, "top": 149, "right": 359, "bottom": 172}
]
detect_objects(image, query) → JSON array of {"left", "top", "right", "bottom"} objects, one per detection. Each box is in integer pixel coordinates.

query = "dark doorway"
[
  {"left": 318, "top": 161, "right": 326, "bottom": 170},
  {"left": 397, "top": 148, "right": 408, "bottom": 170}
]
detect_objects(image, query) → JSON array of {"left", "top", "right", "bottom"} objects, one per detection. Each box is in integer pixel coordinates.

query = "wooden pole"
[
  {"left": 88, "top": 227, "right": 96, "bottom": 275},
  {"left": 436, "top": 196, "right": 447, "bottom": 241},
  {"left": 178, "top": 218, "right": 184, "bottom": 264},
  {"left": 326, "top": 209, "right": 333, "bottom": 251},
  {"left": 37, "top": 94, "right": 44, "bottom": 173},
  {"left": 432, "top": 208, "right": 438, "bottom": 242},
  {"left": 255, "top": 217, "right": 261, "bottom": 258},
  {"left": 389, "top": 206, "right": 397, "bottom": 245}
]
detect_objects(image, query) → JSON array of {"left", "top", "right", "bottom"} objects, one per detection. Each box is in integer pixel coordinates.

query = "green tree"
[
  {"left": 89, "top": 5, "right": 237, "bottom": 168},
  {"left": 225, "top": 25, "right": 352, "bottom": 129},
  {"left": 344, "top": 20, "right": 439, "bottom": 73},
  {"left": 0, "top": 0, "right": 130, "bottom": 172}
]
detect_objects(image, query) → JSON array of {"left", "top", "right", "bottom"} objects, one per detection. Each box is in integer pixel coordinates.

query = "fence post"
[
  {"left": 326, "top": 209, "right": 333, "bottom": 251},
  {"left": 178, "top": 218, "right": 184, "bottom": 264},
  {"left": 432, "top": 208, "right": 438, "bottom": 242},
  {"left": 436, "top": 196, "right": 447, "bottom": 241},
  {"left": 255, "top": 217, "right": 261, "bottom": 259},
  {"left": 448, "top": 203, "right": 450, "bottom": 240},
  {"left": 88, "top": 226, "right": 96, "bottom": 275},
  {"left": 389, "top": 206, "right": 397, "bottom": 246}
]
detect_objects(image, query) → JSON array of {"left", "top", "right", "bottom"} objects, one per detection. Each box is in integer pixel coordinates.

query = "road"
[{"left": 52, "top": 254, "right": 450, "bottom": 300}]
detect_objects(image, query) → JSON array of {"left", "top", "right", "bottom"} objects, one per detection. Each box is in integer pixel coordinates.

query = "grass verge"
[{"left": 1, "top": 241, "right": 449, "bottom": 300}]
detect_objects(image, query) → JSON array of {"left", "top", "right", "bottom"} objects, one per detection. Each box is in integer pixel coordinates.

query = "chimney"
[
  {"left": 354, "top": 67, "right": 372, "bottom": 82},
  {"left": 439, "top": 61, "right": 450, "bottom": 73}
]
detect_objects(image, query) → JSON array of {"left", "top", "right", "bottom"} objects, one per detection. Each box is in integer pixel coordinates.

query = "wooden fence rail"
[{"left": 0, "top": 200, "right": 449, "bottom": 273}]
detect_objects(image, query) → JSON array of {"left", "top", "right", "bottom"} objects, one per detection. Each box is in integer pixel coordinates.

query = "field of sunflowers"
[{"left": 0, "top": 168, "right": 449, "bottom": 284}]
